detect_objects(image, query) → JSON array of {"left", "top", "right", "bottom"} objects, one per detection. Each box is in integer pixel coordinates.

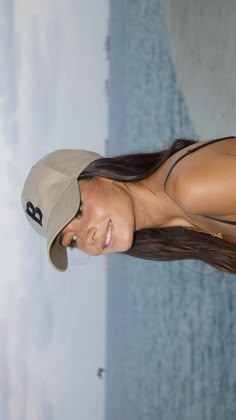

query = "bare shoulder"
[{"left": 162, "top": 137, "right": 236, "bottom": 213}]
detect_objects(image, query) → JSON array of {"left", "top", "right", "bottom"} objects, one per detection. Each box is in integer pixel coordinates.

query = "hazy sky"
[{"left": 0, "top": 0, "right": 109, "bottom": 419}]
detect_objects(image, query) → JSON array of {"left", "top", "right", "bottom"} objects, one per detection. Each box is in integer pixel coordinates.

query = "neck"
[{"left": 124, "top": 177, "right": 183, "bottom": 231}]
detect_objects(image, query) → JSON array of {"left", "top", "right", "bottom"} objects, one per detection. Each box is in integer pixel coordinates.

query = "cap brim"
[
  {"left": 47, "top": 179, "right": 81, "bottom": 271},
  {"left": 49, "top": 239, "right": 68, "bottom": 272}
]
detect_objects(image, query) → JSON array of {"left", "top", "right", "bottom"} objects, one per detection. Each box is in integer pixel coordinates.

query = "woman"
[{"left": 21, "top": 136, "right": 236, "bottom": 273}]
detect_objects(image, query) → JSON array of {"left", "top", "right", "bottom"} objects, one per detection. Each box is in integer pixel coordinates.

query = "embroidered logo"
[{"left": 26, "top": 201, "right": 43, "bottom": 226}]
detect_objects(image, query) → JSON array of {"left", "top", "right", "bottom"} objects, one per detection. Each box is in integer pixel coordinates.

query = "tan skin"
[{"left": 60, "top": 137, "right": 236, "bottom": 255}]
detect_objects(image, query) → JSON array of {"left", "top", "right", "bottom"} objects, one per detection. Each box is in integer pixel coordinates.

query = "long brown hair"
[{"left": 79, "top": 139, "right": 236, "bottom": 274}]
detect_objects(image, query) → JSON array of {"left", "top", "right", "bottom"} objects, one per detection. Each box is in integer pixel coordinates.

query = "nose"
[{"left": 86, "top": 226, "right": 96, "bottom": 245}]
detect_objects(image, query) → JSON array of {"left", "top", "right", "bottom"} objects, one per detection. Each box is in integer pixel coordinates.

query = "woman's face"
[{"left": 59, "top": 177, "right": 135, "bottom": 256}]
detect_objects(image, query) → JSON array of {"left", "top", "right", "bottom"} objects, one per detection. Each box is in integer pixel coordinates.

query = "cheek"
[
  {"left": 86, "top": 194, "right": 109, "bottom": 219},
  {"left": 84, "top": 205, "right": 104, "bottom": 223}
]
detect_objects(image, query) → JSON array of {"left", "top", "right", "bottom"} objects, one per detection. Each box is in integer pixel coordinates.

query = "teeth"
[{"left": 105, "top": 221, "right": 112, "bottom": 247}]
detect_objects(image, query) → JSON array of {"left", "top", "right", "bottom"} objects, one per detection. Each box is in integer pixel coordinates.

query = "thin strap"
[
  {"left": 164, "top": 136, "right": 236, "bottom": 227},
  {"left": 205, "top": 215, "right": 236, "bottom": 225},
  {"left": 164, "top": 136, "right": 236, "bottom": 191}
]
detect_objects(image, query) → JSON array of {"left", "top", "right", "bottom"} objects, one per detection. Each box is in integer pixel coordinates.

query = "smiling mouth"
[{"left": 104, "top": 220, "right": 112, "bottom": 248}]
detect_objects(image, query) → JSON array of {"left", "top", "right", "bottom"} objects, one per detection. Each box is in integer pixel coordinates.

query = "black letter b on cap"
[{"left": 26, "top": 201, "right": 43, "bottom": 226}]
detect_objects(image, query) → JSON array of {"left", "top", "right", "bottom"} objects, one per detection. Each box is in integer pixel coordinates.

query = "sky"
[{"left": 0, "top": 0, "right": 109, "bottom": 419}]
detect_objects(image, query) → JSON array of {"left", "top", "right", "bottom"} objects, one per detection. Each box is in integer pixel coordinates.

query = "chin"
[
  {"left": 114, "top": 222, "right": 134, "bottom": 252},
  {"left": 122, "top": 236, "right": 134, "bottom": 252}
]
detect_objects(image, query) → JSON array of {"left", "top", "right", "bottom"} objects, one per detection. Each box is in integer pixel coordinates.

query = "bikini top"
[{"left": 164, "top": 136, "right": 236, "bottom": 226}]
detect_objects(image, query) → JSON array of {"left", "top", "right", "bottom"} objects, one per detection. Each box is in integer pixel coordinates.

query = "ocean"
[{"left": 105, "top": 1, "right": 236, "bottom": 419}]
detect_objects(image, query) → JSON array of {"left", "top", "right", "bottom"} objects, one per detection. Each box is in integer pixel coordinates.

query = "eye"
[
  {"left": 76, "top": 202, "right": 83, "bottom": 218},
  {"left": 69, "top": 235, "right": 77, "bottom": 249}
]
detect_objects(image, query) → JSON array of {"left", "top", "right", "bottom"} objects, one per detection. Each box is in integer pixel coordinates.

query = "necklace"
[{"left": 181, "top": 223, "right": 223, "bottom": 239}]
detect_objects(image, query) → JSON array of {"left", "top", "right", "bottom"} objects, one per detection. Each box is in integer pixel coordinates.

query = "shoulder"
[{"left": 164, "top": 137, "right": 236, "bottom": 214}]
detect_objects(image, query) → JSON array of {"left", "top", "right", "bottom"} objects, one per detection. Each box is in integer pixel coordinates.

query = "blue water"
[{"left": 105, "top": 1, "right": 236, "bottom": 419}]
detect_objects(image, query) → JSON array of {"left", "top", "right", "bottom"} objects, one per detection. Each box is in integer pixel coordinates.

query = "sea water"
[{"left": 105, "top": 1, "right": 236, "bottom": 419}]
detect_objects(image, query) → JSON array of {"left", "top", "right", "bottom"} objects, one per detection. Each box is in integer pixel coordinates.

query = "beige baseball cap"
[{"left": 21, "top": 149, "right": 102, "bottom": 271}]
